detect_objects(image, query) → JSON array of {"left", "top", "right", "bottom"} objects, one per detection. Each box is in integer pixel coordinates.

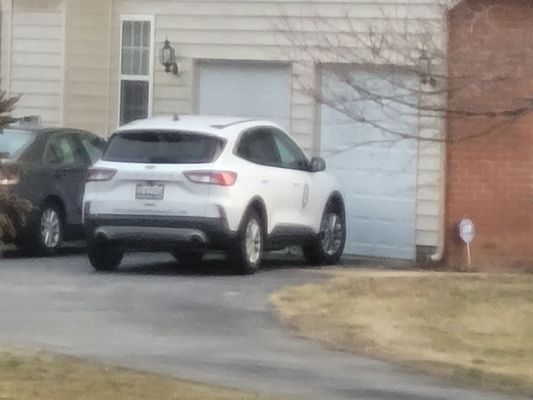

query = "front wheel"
[
  {"left": 228, "top": 209, "right": 264, "bottom": 275},
  {"left": 88, "top": 240, "right": 123, "bottom": 272},
  {"left": 303, "top": 200, "right": 346, "bottom": 266}
]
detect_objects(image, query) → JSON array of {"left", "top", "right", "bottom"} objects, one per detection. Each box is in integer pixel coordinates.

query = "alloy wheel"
[
  {"left": 320, "top": 212, "right": 344, "bottom": 256},
  {"left": 40, "top": 208, "right": 61, "bottom": 249},
  {"left": 245, "top": 218, "right": 262, "bottom": 265}
]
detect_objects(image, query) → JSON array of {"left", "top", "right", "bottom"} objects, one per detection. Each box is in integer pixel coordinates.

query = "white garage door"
[
  {"left": 198, "top": 61, "right": 291, "bottom": 130},
  {"left": 320, "top": 66, "right": 419, "bottom": 260}
]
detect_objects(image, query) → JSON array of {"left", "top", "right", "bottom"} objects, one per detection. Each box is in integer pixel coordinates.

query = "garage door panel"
[
  {"left": 198, "top": 61, "right": 291, "bottom": 130},
  {"left": 348, "top": 197, "right": 415, "bottom": 223},
  {"left": 321, "top": 66, "right": 418, "bottom": 259},
  {"left": 326, "top": 148, "right": 417, "bottom": 177},
  {"left": 347, "top": 219, "right": 415, "bottom": 260}
]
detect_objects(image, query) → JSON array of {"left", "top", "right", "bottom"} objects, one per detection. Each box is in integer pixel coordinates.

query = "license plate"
[{"left": 136, "top": 184, "right": 164, "bottom": 200}]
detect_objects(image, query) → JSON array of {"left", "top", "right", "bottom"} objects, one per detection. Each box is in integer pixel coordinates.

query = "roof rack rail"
[{"left": 211, "top": 119, "right": 257, "bottom": 129}]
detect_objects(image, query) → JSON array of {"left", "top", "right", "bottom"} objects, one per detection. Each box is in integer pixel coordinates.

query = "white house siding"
[
  {"left": 3, "top": 0, "right": 64, "bottom": 126},
  {"left": 3, "top": 0, "right": 450, "bottom": 258},
  {"left": 63, "top": 0, "right": 112, "bottom": 134},
  {"left": 92, "top": 0, "right": 449, "bottom": 257}
]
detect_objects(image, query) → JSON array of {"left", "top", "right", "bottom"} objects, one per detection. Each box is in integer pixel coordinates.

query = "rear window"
[
  {"left": 102, "top": 130, "right": 224, "bottom": 164},
  {"left": 0, "top": 129, "right": 35, "bottom": 159}
]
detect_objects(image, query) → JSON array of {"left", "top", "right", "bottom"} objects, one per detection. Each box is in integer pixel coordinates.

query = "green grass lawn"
[
  {"left": 0, "top": 351, "right": 285, "bottom": 400},
  {"left": 271, "top": 270, "right": 533, "bottom": 396}
]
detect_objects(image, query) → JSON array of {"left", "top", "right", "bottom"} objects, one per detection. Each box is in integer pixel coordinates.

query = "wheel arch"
[
  {"left": 327, "top": 191, "right": 345, "bottom": 214},
  {"left": 40, "top": 195, "right": 66, "bottom": 222},
  {"left": 242, "top": 196, "right": 269, "bottom": 234}
]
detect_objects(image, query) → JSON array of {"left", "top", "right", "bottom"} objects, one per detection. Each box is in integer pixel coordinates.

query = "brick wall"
[{"left": 446, "top": 0, "right": 533, "bottom": 270}]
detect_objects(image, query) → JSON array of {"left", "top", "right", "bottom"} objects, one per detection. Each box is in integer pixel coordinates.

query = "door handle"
[
  {"left": 54, "top": 172, "right": 62, "bottom": 179},
  {"left": 260, "top": 176, "right": 269, "bottom": 184},
  {"left": 293, "top": 182, "right": 303, "bottom": 187}
]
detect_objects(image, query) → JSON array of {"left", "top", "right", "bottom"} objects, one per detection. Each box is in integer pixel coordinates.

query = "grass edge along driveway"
[
  {"left": 271, "top": 270, "right": 533, "bottom": 397},
  {"left": 0, "top": 350, "right": 288, "bottom": 400}
]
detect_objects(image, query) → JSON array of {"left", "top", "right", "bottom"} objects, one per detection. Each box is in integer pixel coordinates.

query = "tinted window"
[
  {"left": 103, "top": 131, "right": 224, "bottom": 164},
  {"left": 80, "top": 135, "right": 106, "bottom": 164},
  {"left": 120, "top": 80, "right": 149, "bottom": 125},
  {"left": 0, "top": 129, "right": 35, "bottom": 159},
  {"left": 237, "top": 129, "right": 280, "bottom": 165},
  {"left": 44, "top": 135, "right": 87, "bottom": 166},
  {"left": 272, "top": 130, "right": 309, "bottom": 170}
]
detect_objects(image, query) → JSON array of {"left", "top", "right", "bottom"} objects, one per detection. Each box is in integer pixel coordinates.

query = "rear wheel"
[
  {"left": 228, "top": 209, "right": 264, "bottom": 275},
  {"left": 17, "top": 204, "right": 64, "bottom": 256},
  {"left": 303, "top": 200, "right": 346, "bottom": 266},
  {"left": 88, "top": 240, "right": 123, "bottom": 272}
]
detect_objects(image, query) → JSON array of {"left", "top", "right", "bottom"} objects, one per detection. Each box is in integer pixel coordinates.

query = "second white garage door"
[
  {"left": 320, "top": 66, "right": 419, "bottom": 260},
  {"left": 197, "top": 61, "right": 291, "bottom": 130}
]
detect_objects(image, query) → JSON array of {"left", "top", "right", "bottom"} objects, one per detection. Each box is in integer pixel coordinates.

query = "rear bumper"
[{"left": 84, "top": 215, "right": 235, "bottom": 250}]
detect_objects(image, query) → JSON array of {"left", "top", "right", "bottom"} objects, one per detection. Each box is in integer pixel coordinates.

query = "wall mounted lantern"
[
  {"left": 419, "top": 49, "right": 436, "bottom": 86},
  {"left": 160, "top": 38, "right": 179, "bottom": 75}
]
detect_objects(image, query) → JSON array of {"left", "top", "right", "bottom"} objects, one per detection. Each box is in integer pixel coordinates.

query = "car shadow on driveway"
[
  {"left": 1, "top": 243, "right": 87, "bottom": 259},
  {"left": 114, "top": 254, "right": 312, "bottom": 277}
]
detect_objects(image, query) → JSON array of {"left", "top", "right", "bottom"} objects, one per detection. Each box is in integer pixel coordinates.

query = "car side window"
[
  {"left": 237, "top": 129, "right": 280, "bottom": 166},
  {"left": 272, "top": 130, "right": 309, "bottom": 171},
  {"left": 44, "top": 135, "right": 87, "bottom": 167},
  {"left": 80, "top": 134, "right": 106, "bottom": 164}
]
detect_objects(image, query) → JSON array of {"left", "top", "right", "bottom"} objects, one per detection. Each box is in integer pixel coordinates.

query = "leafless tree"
[
  {"left": 0, "top": 91, "right": 31, "bottom": 247},
  {"left": 273, "top": 1, "right": 533, "bottom": 150}
]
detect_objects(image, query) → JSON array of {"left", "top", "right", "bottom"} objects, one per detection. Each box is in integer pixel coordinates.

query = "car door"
[
  {"left": 270, "top": 128, "right": 315, "bottom": 228},
  {"left": 43, "top": 133, "right": 91, "bottom": 226},
  {"left": 236, "top": 128, "right": 295, "bottom": 234}
]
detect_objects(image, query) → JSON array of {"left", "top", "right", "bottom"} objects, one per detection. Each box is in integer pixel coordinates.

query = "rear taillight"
[
  {"left": 184, "top": 171, "right": 238, "bottom": 186},
  {"left": 0, "top": 170, "right": 20, "bottom": 186},
  {"left": 87, "top": 168, "right": 117, "bottom": 182}
]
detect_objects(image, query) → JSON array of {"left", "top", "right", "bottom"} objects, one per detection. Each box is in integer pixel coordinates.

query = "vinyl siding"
[
  {"left": 114, "top": 0, "right": 447, "bottom": 251},
  {"left": 63, "top": 0, "right": 111, "bottom": 134},
  {"left": 8, "top": 0, "right": 63, "bottom": 126},
  {"left": 7, "top": 0, "right": 449, "bottom": 252}
]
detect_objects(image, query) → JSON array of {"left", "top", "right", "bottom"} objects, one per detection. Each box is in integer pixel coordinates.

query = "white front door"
[
  {"left": 320, "top": 66, "right": 419, "bottom": 260},
  {"left": 197, "top": 61, "right": 291, "bottom": 130}
]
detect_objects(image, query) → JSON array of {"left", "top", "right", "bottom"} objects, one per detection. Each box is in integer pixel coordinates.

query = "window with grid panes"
[{"left": 119, "top": 19, "right": 151, "bottom": 125}]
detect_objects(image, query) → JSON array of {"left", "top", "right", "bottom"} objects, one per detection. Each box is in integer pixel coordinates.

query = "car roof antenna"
[{"left": 172, "top": 113, "right": 180, "bottom": 121}]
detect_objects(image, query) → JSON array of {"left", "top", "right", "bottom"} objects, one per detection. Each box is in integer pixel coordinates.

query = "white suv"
[{"left": 83, "top": 116, "right": 346, "bottom": 274}]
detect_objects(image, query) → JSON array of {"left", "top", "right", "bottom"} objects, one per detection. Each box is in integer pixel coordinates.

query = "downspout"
[
  {"left": 104, "top": 0, "right": 113, "bottom": 138},
  {"left": 429, "top": 2, "right": 452, "bottom": 264}
]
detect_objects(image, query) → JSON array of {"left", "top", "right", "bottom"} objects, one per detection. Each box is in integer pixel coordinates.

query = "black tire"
[
  {"left": 170, "top": 250, "right": 205, "bottom": 268},
  {"left": 303, "top": 199, "right": 346, "bottom": 266},
  {"left": 228, "top": 209, "right": 264, "bottom": 275},
  {"left": 17, "top": 203, "right": 64, "bottom": 256},
  {"left": 88, "top": 240, "right": 123, "bottom": 272}
]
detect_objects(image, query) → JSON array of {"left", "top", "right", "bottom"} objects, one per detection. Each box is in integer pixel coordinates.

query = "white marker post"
[{"left": 458, "top": 219, "right": 476, "bottom": 271}]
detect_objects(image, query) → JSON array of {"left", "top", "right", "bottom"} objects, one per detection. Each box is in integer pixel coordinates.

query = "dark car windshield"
[
  {"left": 0, "top": 129, "right": 35, "bottom": 159},
  {"left": 102, "top": 130, "right": 224, "bottom": 164}
]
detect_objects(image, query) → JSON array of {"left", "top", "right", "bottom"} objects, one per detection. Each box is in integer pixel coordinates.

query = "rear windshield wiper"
[{"left": 147, "top": 157, "right": 179, "bottom": 163}]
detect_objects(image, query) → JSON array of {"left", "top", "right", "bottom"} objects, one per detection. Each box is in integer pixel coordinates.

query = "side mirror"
[{"left": 310, "top": 157, "right": 326, "bottom": 172}]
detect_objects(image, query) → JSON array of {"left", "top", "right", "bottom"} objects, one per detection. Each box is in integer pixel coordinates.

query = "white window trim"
[{"left": 117, "top": 15, "right": 155, "bottom": 127}]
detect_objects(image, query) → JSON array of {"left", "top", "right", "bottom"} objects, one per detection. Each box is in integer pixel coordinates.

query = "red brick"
[{"left": 446, "top": 0, "right": 533, "bottom": 270}]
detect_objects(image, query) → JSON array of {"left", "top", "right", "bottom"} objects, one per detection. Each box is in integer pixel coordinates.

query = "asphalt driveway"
[{"left": 0, "top": 250, "right": 522, "bottom": 400}]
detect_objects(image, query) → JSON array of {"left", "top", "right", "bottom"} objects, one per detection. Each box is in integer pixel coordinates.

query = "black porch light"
[
  {"left": 160, "top": 38, "right": 179, "bottom": 75},
  {"left": 419, "top": 49, "right": 436, "bottom": 86}
]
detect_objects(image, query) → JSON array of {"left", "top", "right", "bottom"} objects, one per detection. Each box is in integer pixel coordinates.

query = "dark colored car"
[{"left": 0, "top": 127, "right": 106, "bottom": 254}]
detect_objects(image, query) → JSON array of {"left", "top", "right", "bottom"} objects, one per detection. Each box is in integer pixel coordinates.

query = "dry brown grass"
[
  {"left": 0, "top": 350, "right": 285, "bottom": 400},
  {"left": 271, "top": 270, "right": 533, "bottom": 396}
]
